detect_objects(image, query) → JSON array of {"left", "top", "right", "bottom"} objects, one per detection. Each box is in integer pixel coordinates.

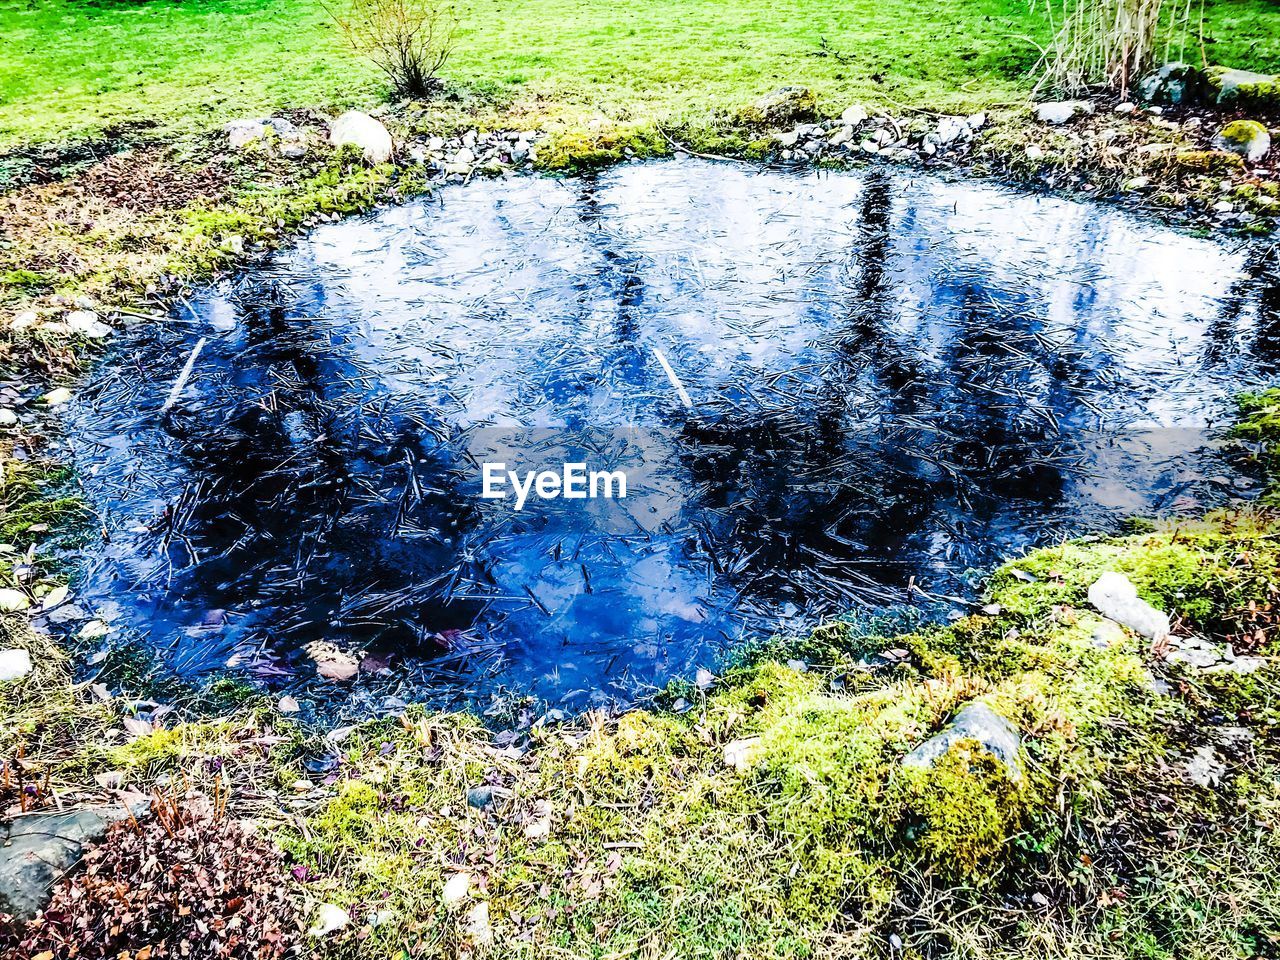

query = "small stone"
[
  {"left": 777, "top": 128, "right": 802, "bottom": 148},
  {"left": 723, "top": 736, "right": 763, "bottom": 773},
  {"left": 827, "top": 126, "right": 853, "bottom": 146},
  {"left": 935, "top": 116, "right": 968, "bottom": 145},
  {"left": 1137, "top": 62, "right": 1205, "bottom": 106},
  {"left": 1203, "top": 656, "right": 1266, "bottom": 675},
  {"left": 467, "top": 785, "right": 495, "bottom": 810},
  {"left": 278, "top": 695, "right": 300, "bottom": 714},
  {"left": 1025, "top": 144, "right": 1045, "bottom": 159},
  {"left": 0, "top": 589, "right": 30, "bottom": 612},
  {"left": 0, "top": 648, "right": 32, "bottom": 681},
  {"left": 40, "top": 387, "right": 72, "bottom": 406},
  {"left": 903, "top": 702, "right": 1022, "bottom": 781},
  {"left": 466, "top": 901, "right": 493, "bottom": 945},
  {"left": 10, "top": 311, "right": 39, "bottom": 332},
  {"left": 1114, "top": 101, "right": 1137, "bottom": 114},
  {"left": 443, "top": 871, "right": 472, "bottom": 906},
  {"left": 0, "top": 409, "right": 17, "bottom": 427},
  {"left": 1213, "top": 200, "right": 1235, "bottom": 213},
  {"left": 1166, "top": 647, "right": 1220, "bottom": 669},
  {"left": 224, "top": 119, "right": 268, "bottom": 149},
  {"left": 840, "top": 105, "right": 869, "bottom": 126},
  {"left": 65, "top": 310, "right": 111, "bottom": 338},
  {"left": 1035, "top": 100, "right": 1093, "bottom": 124},
  {"left": 1186, "top": 745, "right": 1225, "bottom": 787},
  {"left": 308, "top": 903, "right": 351, "bottom": 937},
  {"left": 747, "top": 86, "right": 817, "bottom": 124},
  {"left": 1123, "top": 176, "right": 1151, "bottom": 190},
  {"left": 1087, "top": 572, "right": 1169, "bottom": 641}
]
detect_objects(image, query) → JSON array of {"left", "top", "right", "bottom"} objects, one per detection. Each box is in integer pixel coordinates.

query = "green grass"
[{"left": 3, "top": 0, "right": 1278, "bottom": 150}]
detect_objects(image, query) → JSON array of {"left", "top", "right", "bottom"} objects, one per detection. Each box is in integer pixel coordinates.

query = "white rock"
[
  {"left": 443, "top": 871, "right": 472, "bottom": 906},
  {"left": 0, "top": 409, "right": 17, "bottom": 427},
  {"left": 0, "top": 648, "right": 32, "bottom": 681},
  {"left": 40, "top": 387, "right": 72, "bottom": 406},
  {"left": 308, "top": 903, "right": 351, "bottom": 937},
  {"left": 10, "top": 311, "right": 39, "bottom": 332},
  {"left": 0, "top": 589, "right": 29, "bottom": 612},
  {"left": 224, "top": 119, "right": 268, "bottom": 149},
  {"left": 1035, "top": 100, "right": 1093, "bottom": 124},
  {"left": 967, "top": 112, "right": 987, "bottom": 130},
  {"left": 452, "top": 147, "right": 476, "bottom": 165},
  {"left": 777, "top": 128, "right": 802, "bottom": 148},
  {"left": 827, "top": 126, "right": 853, "bottom": 146},
  {"left": 935, "top": 116, "right": 969, "bottom": 145},
  {"left": 840, "top": 105, "right": 869, "bottom": 126},
  {"left": 66, "top": 310, "right": 111, "bottom": 338},
  {"left": 329, "top": 111, "right": 394, "bottom": 165},
  {"left": 1114, "top": 102, "right": 1137, "bottom": 114},
  {"left": 466, "top": 901, "right": 492, "bottom": 945},
  {"left": 1087, "top": 572, "right": 1170, "bottom": 641}
]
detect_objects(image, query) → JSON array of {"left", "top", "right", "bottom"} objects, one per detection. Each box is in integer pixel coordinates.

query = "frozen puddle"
[{"left": 65, "top": 159, "right": 1280, "bottom": 710}]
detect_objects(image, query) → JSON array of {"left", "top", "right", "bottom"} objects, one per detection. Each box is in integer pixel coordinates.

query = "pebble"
[{"left": 0, "top": 648, "right": 32, "bottom": 681}]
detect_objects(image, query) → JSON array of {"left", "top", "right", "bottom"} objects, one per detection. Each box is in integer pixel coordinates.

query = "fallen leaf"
[{"left": 122, "top": 717, "right": 153, "bottom": 738}]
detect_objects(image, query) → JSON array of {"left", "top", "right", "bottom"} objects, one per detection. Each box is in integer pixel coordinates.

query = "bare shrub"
[
  {"left": 328, "top": 0, "right": 457, "bottom": 98},
  {"left": 1033, "top": 0, "right": 1204, "bottom": 98}
]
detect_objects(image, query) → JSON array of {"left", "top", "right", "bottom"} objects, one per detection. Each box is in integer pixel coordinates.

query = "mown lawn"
[{"left": 2, "top": 0, "right": 1278, "bottom": 150}]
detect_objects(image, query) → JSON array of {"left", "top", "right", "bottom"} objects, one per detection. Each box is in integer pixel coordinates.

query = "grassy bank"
[{"left": 3, "top": 0, "right": 1280, "bottom": 150}]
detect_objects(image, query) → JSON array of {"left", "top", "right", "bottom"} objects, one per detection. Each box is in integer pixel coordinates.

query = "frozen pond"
[{"left": 65, "top": 159, "right": 1280, "bottom": 711}]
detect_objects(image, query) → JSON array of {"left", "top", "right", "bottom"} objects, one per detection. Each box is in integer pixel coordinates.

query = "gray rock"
[
  {"left": 1087, "top": 572, "right": 1170, "bottom": 641},
  {"left": 1035, "top": 100, "right": 1094, "bottom": 124},
  {"left": 0, "top": 806, "right": 141, "bottom": 918},
  {"left": 1214, "top": 120, "right": 1271, "bottom": 163},
  {"left": 329, "top": 111, "right": 394, "bottom": 165},
  {"left": 1166, "top": 647, "right": 1220, "bottom": 669},
  {"left": 903, "top": 702, "right": 1022, "bottom": 781},
  {"left": 224, "top": 119, "right": 268, "bottom": 149},
  {"left": 840, "top": 104, "right": 869, "bottom": 126},
  {"left": 749, "top": 87, "right": 817, "bottom": 124},
  {"left": 935, "top": 116, "right": 969, "bottom": 145},
  {"left": 1203, "top": 656, "right": 1267, "bottom": 675},
  {"left": 1207, "top": 66, "right": 1279, "bottom": 105},
  {"left": 1137, "top": 62, "right": 1206, "bottom": 106},
  {"left": 467, "top": 786, "right": 495, "bottom": 810}
]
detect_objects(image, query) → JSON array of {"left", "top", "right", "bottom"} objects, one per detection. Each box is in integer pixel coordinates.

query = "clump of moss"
[
  {"left": 892, "top": 741, "right": 1026, "bottom": 876},
  {"left": 1175, "top": 149, "right": 1246, "bottom": 174},
  {"left": 534, "top": 123, "right": 668, "bottom": 171}
]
